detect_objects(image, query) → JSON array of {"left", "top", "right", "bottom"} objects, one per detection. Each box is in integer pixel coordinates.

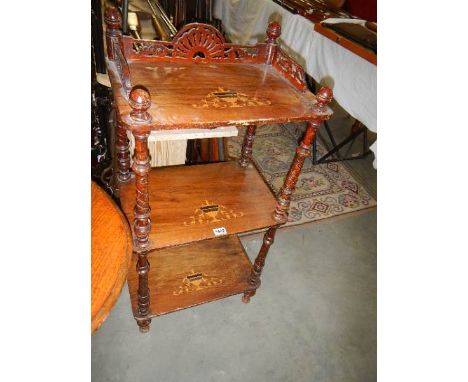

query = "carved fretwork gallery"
[{"left": 104, "top": 6, "right": 333, "bottom": 333}]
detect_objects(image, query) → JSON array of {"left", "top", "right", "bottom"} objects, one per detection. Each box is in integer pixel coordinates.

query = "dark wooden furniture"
[
  {"left": 91, "top": 51, "right": 113, "bottom": 190},
  {"left": 343, "top": 0, "right": 376, "bottom": 23},
  {"left": 314, "top": 21, "right": 377, "bottom": 65},
  {"left": 91, "top": 181, "right": 133, "bottom": 334},
  {"left": 105, "top": 6, "right": 333, "bottom": 333},
  {"left": 273, "top": 0, "right": 352, "bottom": 23},
  {"left": 324, "top": 0, "right": 346, "bottom": 8}
]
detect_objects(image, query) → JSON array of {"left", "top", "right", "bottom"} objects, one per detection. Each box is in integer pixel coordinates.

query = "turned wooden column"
[
  {"left": 243, "top": 87, "right": 333, "bottom": 303},
  {"left": 238, "top": 124, "right": 256, "bottom": 167},
  {"left": 128, "top": 86, "right": 153, "bottom": 333},
  {"left": 105, "top": 7, "right": 132, "bottom": 184},
  {"left": 115, "top": 113, "right": 132, "bottom": 182},
  {"left": 274, "top": 86, "right": 333, "bottom": 222},
  {"left": 104, "top": 6, "right": 122, "bottom": 61},
  {"left": 242, "top": 226, "right": 278, "bottom": 303},
  {"left": 265, "top": 21, "right": 281, "bottom": 64},
  {"left": 273, "top": 121, "right": 318, "bottom": 221}
]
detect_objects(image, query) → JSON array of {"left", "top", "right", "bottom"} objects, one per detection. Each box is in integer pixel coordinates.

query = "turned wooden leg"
[
  {"left": 274, "top": 119, "right": 320, "bottom": 222},
  {"left": 132, "top": 130, "right": 152, "bottom": 332},
  {"left": 135, "top": 254, "right": 151, "bottom": 333},
  {"left": 243, "top": 226, "right": 278, "bottom": 303},
  {"left": 126, "top": 86, "right": 153, "bottom": 332},
  {"left": 242, "top": 120, "right": 321, "bottom": 302},
  {"left": 135, "top": 251, "right": 151, "bottom": 333},
  {"left": 136, "top": 317, "right": 151, "bottom": 333},
  {"left": 115, "top": 114, "right": 132, "bottom": 182},
  {"left": 238, "top": 124, "right": 256, "bottom": 167}
]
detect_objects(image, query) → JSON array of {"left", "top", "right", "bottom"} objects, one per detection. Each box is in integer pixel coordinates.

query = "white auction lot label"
[{"left": 213, "top": 227, "right": 227, "bottom": 236}]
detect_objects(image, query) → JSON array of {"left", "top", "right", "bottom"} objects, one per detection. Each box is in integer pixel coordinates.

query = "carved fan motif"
[{"left": 172, "top": 24, "right": 226, "bottom": 59}]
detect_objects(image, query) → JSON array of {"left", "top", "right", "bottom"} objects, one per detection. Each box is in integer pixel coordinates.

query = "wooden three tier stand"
[{"left": 105, "top": 6, "right": 333, "bottom": 333}]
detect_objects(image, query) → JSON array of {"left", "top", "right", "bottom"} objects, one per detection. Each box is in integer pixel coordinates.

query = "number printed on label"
[{"left": 213, "top": 227, "right": 227, "bottom": 236}]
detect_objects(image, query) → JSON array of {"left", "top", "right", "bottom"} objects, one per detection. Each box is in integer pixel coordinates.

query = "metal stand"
[
  {"left": 312, "top": 120, "right": 370, "bottom": 164},
  {"left": 308, "top": 76, "right": 371, "bottom": 165}
]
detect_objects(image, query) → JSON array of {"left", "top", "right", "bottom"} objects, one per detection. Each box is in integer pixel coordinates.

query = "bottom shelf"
[{"left": 127, "top": 235, "right": 252, "bottom": 318}]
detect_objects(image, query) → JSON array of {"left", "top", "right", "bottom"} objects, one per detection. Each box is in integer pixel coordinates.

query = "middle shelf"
[{"left": 119, "top": 161, "right": 284, "bottom": 250}]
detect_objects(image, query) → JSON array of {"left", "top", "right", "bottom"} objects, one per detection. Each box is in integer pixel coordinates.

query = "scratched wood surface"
[
  {"left": 108, "top": 60, "right": 325, "bottom": 130},
  {"left": 119, "top": 161, "right": 284, "bottom": 249},
  {"left": 104, "top": 17, "right": 332, "bottom": 131},
  {"left": 91, "top": 181, "right": 132, "bottom": 334},
  {"left": 127, "top": 235, "right": 252, "bottom": 317}
]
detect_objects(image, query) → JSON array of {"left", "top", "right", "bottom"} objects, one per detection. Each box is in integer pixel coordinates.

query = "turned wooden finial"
[
  {"left": 315, "top": 86, "right": 333, "bottom": 112},
  {"left": 104, "top": 6, "right": 121, "bottom": 30},
  {"left": 266, "top": 21, "right": 281, "bottom": 44},
  {"left": 265, "top": 21, "right": 281, "bottom": 64},
  {"left": 129, "top": 86, "right": 152, "bottom": 122},
  {"left": 105, "top": 7, "right": 122, "bottom": 60}
]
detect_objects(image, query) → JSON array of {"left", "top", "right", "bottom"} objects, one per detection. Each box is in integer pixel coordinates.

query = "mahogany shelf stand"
[{"left": 105, "top": 6, "right": 333, "bottom": 333}]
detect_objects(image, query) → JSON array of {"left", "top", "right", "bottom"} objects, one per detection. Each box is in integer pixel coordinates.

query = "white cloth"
[
  {"left": 213, "top": 0, "right": 377, "bottom": 168},
  {"left": 322, "top": 18, "right": 366, "bottom": 25}
]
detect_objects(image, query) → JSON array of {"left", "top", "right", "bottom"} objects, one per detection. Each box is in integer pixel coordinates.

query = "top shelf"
[
  {"left": 104, "top": 13, "right": 333, "bottom": 130},
  {"left": 108, "top": 60, "right": 326, "bottom": 130}
]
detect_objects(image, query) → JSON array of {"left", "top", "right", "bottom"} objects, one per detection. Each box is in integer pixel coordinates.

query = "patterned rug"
[{"left": 226, "top": 124, "right": 376, "bottom": 227}]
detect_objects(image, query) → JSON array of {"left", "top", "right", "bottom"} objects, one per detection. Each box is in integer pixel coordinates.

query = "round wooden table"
[{"left": 91, "top": 181, "right": 132, "bottom": 334}]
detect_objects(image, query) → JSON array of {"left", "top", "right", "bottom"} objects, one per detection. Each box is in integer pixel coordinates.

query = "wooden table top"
[
  {"left": 119, "top": 161, "right": 285, "bottom": 250},
  {"left": 104, "top": 20, "right": 332, "bottom": 131},
  {"left": 91, "top": 181, "right": 132, "bottom": 334},
  {"left": 109, "top": 59, "right": 327, "bottom": 130}
]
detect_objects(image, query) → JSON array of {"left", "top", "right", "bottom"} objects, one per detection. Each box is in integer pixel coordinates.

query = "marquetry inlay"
[
  {"left": 173, "top": 270, "right": 223, "bottom": 296},
  {"left": 192, "top": 87, "right": 272, "bottom": 109},
  {"left": 184, "top": 200, "right": 244, "bottom": 226}
]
